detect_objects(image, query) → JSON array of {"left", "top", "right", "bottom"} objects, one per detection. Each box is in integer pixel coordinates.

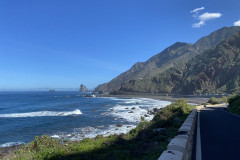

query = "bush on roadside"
[
  {"left": 207, "top": 96, "right": 228, "bottom": 105},
  {"left": 152, "top": 99, "right": 194, "bottom": 128},
  {"left": 227, "top": 94, "right": 240, "bottom": 115}
]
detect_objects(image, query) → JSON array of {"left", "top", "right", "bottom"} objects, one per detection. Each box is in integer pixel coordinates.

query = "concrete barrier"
[{"left": 158, "top": 108, "right": 198, "bottom": 160}]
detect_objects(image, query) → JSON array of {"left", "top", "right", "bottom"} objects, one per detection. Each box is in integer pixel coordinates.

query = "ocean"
[{"left": 0, "top": 91, "right": 171, "bottom": 148}]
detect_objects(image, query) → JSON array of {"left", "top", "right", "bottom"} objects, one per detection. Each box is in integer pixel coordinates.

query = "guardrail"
[{"left": 158, "top": 108, "right": 198, "bottom": 160}]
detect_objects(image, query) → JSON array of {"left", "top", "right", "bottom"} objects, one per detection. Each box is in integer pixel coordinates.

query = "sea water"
[{"left": 0, "top": 91, "right": 171, "bottom": 148}]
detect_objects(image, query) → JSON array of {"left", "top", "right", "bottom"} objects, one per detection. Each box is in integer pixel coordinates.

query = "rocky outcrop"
[{"left": 79, "top": 84, "right": 87, "bottom": 92}]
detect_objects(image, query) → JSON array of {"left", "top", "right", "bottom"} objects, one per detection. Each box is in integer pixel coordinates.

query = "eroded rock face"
[{"left": 79, "top": 84, "right": 87, "bottom": 92}]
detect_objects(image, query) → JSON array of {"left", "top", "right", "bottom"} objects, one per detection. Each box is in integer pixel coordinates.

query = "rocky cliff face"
[
  {"left": 95, "top": 26, "right": 240, "bottom": 95},
  {"left": 119, "top": 30, "right": 240, "bottom": 95},
  {"left": 79, "top": 84, "right": 87, "bottom": 92},
  {"left": 95, "top": 42, "right": 197, "bottom": 92},
  {"left": 177, "top": 31, "right": 240, "bottom": 94}
]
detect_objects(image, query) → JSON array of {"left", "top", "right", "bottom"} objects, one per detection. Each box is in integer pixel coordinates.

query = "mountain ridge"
[{"left": 95, "top": 26, "right": 240, "bottom": 95}]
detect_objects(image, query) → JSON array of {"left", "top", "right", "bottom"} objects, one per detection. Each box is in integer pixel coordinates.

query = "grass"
[
  {"left": 227, "top": 94, "right": 240, "bottom": 115},
  {"left": 4, "top": 99, "right": 194, "bottom": 160}
]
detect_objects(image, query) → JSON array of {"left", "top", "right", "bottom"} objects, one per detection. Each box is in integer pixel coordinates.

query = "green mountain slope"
[
  {"left": 95, "top": 26, "right": 240, "bottom": 94},
  {"left": 95, "top": 42, "right": 197, "bottom": 92},
  {"left": 195, "top": 26, "right": 240, "bottom": 50},
  {"left": 120, "top": 30, "right": 240, "bottom": 95},
  {"left": 177, "top": 30, "right": 240, "bottom": 94}
]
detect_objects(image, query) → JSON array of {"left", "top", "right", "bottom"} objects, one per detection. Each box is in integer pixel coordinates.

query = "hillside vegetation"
[
  {"left": 170, "top": 30, "right": 240, "bottom": 95},
  {"left": 207, "top": 96, "right": 228, "bottom": 105},
  {"left": 2, "top": 99, "right": 194, "bottom": 160},
  {"left": 227, "top": 94, "right": 240, "bottom": 115},
  {"left": 95, "top": 26, "right": 240, "bottom": 95}
]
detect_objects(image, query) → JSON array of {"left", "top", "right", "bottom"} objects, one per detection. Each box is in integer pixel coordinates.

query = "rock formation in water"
[{"left": 79, "top": 84, "right": 87, "bottom": 92}]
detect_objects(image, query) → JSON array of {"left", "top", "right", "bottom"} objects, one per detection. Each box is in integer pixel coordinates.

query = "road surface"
[{"left": 199, "top": 106, "right": 240, "bottom": 160}]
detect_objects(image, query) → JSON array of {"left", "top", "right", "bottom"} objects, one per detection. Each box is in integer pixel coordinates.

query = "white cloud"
[
  {"left": 191, "top": 9, "right": 222, "bottom": 28},
  {"left": 234, "top": 20, "right": 240, "bottom": 26},
  {"left": 199, "top": 12, "right": 222, "bottom": 21},
  {"left": 192, "top": 21, "right": 205, "bottom": 28},
  {"left": 190, "top": 7, "right": 205, "bottom": 13},
  {"left": 191, "top": 7, "right": 205, "bottom": 18}
]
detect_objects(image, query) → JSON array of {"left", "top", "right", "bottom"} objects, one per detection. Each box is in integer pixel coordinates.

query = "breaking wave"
[
  {"left": 0, "top": 109, "right": 82, "bottom": 118},
  {"left": 0, "top": 141, "right": 25, "bottom": 148}
]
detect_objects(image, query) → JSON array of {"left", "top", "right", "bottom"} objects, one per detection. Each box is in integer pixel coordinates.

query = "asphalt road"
[{"left": 200, "top": 107, "right": 240, "bottom": 160}]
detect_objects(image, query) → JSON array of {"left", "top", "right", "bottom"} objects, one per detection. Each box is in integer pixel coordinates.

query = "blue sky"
[{"left": 0, "top": 0, "right": 240, "bottom": 90}]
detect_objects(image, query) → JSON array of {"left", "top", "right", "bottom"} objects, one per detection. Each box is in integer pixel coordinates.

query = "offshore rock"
[{"left": 79, "top": 84, "right": 87, "bottom": 92}]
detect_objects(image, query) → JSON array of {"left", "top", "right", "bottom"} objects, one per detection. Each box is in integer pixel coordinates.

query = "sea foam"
[
  {"left": 108, "top": 98, "right": 171, "bottom": 122},
  {"left": 0, "top": 109, "right": 82, "bottom": 118},
  {"left": 51, "top": 124, "right": 136, "bottom": 141},
  {"left": 52, "top": 98, "right": 171, "bottom": 142},
  {"left": 0, "top": 141, "right": 25, "bottom": 148}
]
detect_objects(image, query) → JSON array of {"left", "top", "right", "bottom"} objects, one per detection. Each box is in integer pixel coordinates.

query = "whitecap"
[
  {"left": 0, "top": 109, "right": 82, "bottom": 118},
  {"left": 49, "top": 98, "right": 171, "bottom": 142},
  {"left": 51, "top": 135, "right": 60, "bottom": 138},
  {"left": 53, "top": 124, "right": 137, "bottom": 142},
  {"left": 108, "top": 98, "right": 171, "bottom": 122},
  {"left": 0, "top": 141, "right": 25, "bottom": 148}
]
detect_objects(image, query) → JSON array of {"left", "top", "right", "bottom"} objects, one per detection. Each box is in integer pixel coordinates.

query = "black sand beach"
[{"left": 102, "top": 94, "right": 209, "bottom": 105}]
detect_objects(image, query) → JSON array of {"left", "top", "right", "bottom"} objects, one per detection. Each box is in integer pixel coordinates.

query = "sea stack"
[{"left": 79, "top": 84, "right": 87, "bottom": 92}]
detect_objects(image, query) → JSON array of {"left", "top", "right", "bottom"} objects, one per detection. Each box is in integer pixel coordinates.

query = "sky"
[{"left": 0, "top": 0, "right": 240, "bottom": 91}]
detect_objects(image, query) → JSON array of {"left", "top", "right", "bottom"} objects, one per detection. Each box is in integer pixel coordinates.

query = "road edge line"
[
  {"left": 221, "top": 108, "right": 240, "bottom": 118},
  {"left": 196, "top": 111, "right": 202, "bottom": 160}
]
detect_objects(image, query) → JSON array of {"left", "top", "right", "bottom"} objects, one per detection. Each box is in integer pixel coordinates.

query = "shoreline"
[
  {"left": 0, "top": 144, "right": 24, "bottom": 159},
  {"left": 101, "top": 94, "right": 209, "bottom": 105},
  {"left": 0, "top": 96, "right": 206, "bottom": 159},
  {"left": 1, "top": 99, "right": 197, "bottom": 160},
  {"left": 49, "top": 97, "right": 172, "bottom": 142},
  {"left": 0, "top": 96, "right": 172, "bottom": 159}
]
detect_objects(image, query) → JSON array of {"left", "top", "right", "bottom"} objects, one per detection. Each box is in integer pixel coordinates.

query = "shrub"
[
  {"left": 207, "top": 96, "right": 228, "bottom": 104},
  {"left": 227, "top": 94, "right": 240, "bottom": 115}
]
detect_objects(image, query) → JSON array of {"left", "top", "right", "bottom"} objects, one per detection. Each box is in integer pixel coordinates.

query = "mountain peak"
[
  {"left": 195, "top": 26, "right": 240, "bottom": 50},
  {"left": 95, "top": 27, "right": 240, "bottom": 94}
]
